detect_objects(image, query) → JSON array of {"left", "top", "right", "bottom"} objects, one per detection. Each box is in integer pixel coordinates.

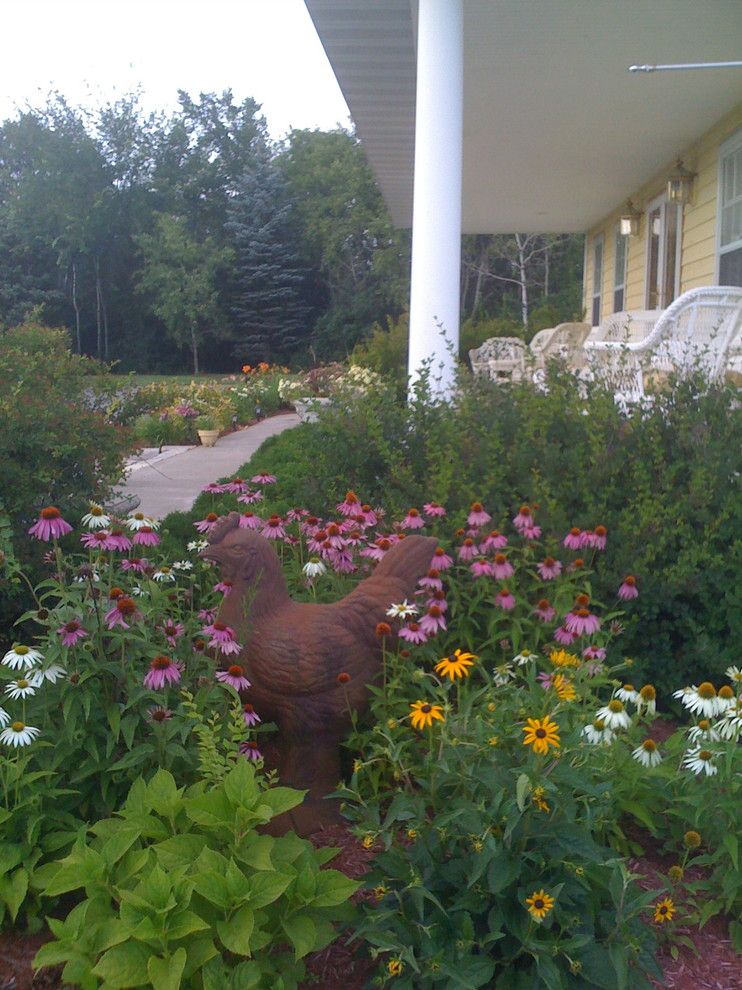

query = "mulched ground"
[{"left": 2, "top": 823, "right": 739, "bottom": 990}]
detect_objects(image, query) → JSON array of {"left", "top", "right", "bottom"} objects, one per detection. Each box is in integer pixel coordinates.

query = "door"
[{"left": 645, "top": 194, "right": 682, "bottom": 309}]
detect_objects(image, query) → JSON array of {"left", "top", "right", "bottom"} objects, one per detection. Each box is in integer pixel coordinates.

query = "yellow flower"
[
  {"left": 532, "top": 786, "right": 550, "bottom": 813},
  {"left": 668, "top": 865, "right": 684, "bottom": 883},
  {"left": 488, "top": 735, "right": 499, "bottom": 746},
  {"left": 487, "top": 702, "right": 497, "bottom": 712},
  {"left": 525, "top": 888, "right": 555, "bottom": 921},
  {"left": 434, "top": 648, "right": 477, "bottom": 681},
  {"left": 683, "top": 830, "right": 701, "bottom": 849},
  {"left": 387, "top": 959, "right": 404, "bottom": 976},
  {"left": 353, "top": 759, "right": 363, "bottom": 773},
  {"left": 553, "top": 673, "right": 576, "bottom": 701},
  {"left": 406, "top": 828, "right": 418, "bottom": 841},
  {"left": 471, "top": 839, "right": 484, "bottom": 853},
  {"left": 373, "top": 884, "right": 389, "bottom": 900},
  {"left": 653, "top": 897, "right": 675, "bottom": 923},
  {"left": 409, "top": 700, "right": 445, "bottom": 730},
  {"left": 549, "top": 649, "right": 580, "bottom": 668},
  {"left": 361, "top": 834, "right": 375, "bottom": 849},
  {"left": 522, "top": 716, "right": 561, "bottom": 755}
]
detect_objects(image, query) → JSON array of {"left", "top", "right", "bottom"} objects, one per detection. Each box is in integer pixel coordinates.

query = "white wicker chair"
[
  {"left": 536, "top": 321, "right": 592, "bottom": 370},
  {"left": 469, "top": 336, "right": 527, "bottom": 382},
  {"left": 583, "top": 287, "right": 742, "bottom": 401}
]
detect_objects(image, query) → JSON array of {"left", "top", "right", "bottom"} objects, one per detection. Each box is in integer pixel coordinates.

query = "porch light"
[
  {"left": 666, "top": 160, "right": 696, "bottom": 204},
  {"left": 619, "top": 201, "right": 642, "bottom": 237}
]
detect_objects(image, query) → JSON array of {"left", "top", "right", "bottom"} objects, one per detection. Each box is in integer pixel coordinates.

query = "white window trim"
[
  {"left": 613, "top": 223, "right": 628, "bottom": 312},
  {"left": 715, "top": 127, "right": 742, "bottom": 282},
  {"left": 592, "top": 233, "right": 604, "bottom": 325},
  {"left": 644, "top": 193, "right": 682, "bottom": 309}
]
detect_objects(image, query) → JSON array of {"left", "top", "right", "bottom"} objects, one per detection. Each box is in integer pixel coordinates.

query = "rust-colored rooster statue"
[{"left": 201, "top": 513, "right": 437, "bottom": 835}]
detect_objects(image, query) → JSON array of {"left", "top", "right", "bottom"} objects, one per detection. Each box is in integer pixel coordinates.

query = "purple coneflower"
[
  {"left": 224, "top": 477, "right": 250, "bottom": 494},
  {"left": 467, "top": 502, "right": 491, "bottom": 528},
  {"left": 470, "top": 559, "right": 494, "bottom": 579},
  {"left": 618, "top": 576, "right": 639, "bottom": 600},
  {"left": 108, "top": 528, "right": 133, "bottom": 552},
  {"left": 398, "top": 621, "right": 428, "bottom": 645},
  {"left": 251, "top": 473, "right": 277, "bottom": 485},
  {"left": 537, "top": 671, "right": 554, "bottom": 689},
  {"left": 105, "top": 597, "right": 141, "bottom": 630},
  {"left": 198, "top": 608, "right": 217, "bottom": 623},
  {"left": 587, "top": 525, "right": 608, "bottom": 550},
  {"left": 419, "top": 605, "right": 447, "bottom": 635},
  {"left": 565, "top": 606, "right": 601, "bottom": 636},
  {"left": 57, "top": 619, "right": 88, "bottom": 647},
  {"left": 329, "top": 549, "right": 356, "bottom": 574},
  {"left": 583, "top": 645, "right": 607, "bottom": 661},
  {"left": 242, "top": 703, "right": 261, "bottom": 727},
  {"left": 337, "top": 491, "right": 361, "bottom": 516},
  {"left": 358, "top": 504, "right": 378, "bottom": 527},
  {"left": 495, "top": 589, "right": 516, "bottom": 611},
  {"left": 121, "top": 557, "right": 149, "bottom": 573},
  {"left": 28, "top": 507, "right": 73, "bottom": 542},
  {"left": 236, "top": 512, "right": 261, "bottom": 530},
  {"left": 401, "top": 508, "right": 425, "bottom": 530},
  {"left": 426, "top": 591, "right": 448, "bottom": 612},
  {"left": 480, "top": 530, "right": 508, "bottom": 551},
  {"left": 238, "top": 489, "right": 264, "bottom": 504},
  {"left": 520, "top": 523, "right": 542, "bottom": 540},
  {"left": 430, "top": 547, "right": 453, "bottom": 570},
  {"left": 148, "top": 706, "right": 173, "bottom": 723},
  {"left": 419, "top": 569, "right": 444, "bottom": 591},
  {"left": 194, "top": 513, "right": 220, "bottom": 534},
  {"left": 202, "top": 482, "right": 228, "bottom": 494},
  {"left": 457, "top": 539, "right": 479, "bottom": 561},
  {"left": 553, "top": 625, "right": 578, "bottom": 645},
  {"left": 133, "top": 527, "right": 161, "bottom": 547},
  {"left": 240, "top": 740, "right": 262, "bottom": 761},
  {"left": 81, "top": 530, "right": 117, "bottom": 551},
  {"left": 361, "top": 538, "right": 390, "bottom": 562},
  {"left": 143, "top": 655, "right": 183, "bottom": 690},
  {"left": 533, "top": 599, "right": 556, "bottom": 622},
  {"left": 262, "top": 515, "right": 286, "bottom": 540},
  {"left": 160, "top": 620, "right": 185, "bottom": 646},
  {"left": 205, "top": 622, "right": 242, "bottom": 656},
  {"left": 423, "top": 502, "right": 447, "bottom": 518},
  {"left": 217, "top": 664, "right": 251, "bottom": 690},
  {"left": 537, "top": 557, "right": 562, "bottom": 580},
  {"left": 512, "top": 505, "right": 534, "bottom": 531},
  {"left": 213, "top": 580, "right": 233, "bottom": 596},
  {"left": 286, "top": 507, "right": 309, "bottom": 522},
  {"left": 492, "top": 553, "right": 514, "bottom": 580}
]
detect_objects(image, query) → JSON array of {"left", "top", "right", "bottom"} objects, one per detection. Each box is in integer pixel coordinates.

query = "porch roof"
[{"left": 304, "top": 0, "right": 742, "bottom": 233}]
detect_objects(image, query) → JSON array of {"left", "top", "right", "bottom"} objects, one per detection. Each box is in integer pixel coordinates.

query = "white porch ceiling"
[{"left": 304, "top": 0, "right": 742, "bottom": 233}]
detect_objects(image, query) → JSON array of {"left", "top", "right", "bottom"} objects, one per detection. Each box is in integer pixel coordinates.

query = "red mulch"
[{"left": 2, "top": 824, "right": 739, "bottom": 990}]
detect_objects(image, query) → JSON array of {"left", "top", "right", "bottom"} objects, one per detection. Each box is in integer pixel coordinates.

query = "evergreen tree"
[{"left": 226, "top": 161, "right": 309, "bottom": 363}]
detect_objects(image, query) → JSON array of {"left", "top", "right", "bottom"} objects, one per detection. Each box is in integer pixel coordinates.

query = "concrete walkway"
[{"left": 120, "top": 413, "right": 300, "bottom": 519}]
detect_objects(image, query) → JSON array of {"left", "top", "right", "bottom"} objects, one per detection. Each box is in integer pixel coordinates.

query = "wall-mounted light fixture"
[
  {"left": 667, "top": 160, "right": 696, "bottom": 204},
  {"left": 619, "top": 200, "right": 642, "bottom": 236}
]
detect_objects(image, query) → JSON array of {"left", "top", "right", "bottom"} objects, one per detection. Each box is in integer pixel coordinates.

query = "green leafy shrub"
[
  {"left": 459, "top": 316, "right": 523, "bottom": 358},
  {"left": 34, "top": 763, "right": 358, "bottom": 990},
  {"left": 133, "top": 413, "right": 191, "bottom": 447}
]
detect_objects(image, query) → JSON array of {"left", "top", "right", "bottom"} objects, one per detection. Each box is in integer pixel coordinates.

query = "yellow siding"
[{"left": 583, "top": 101, "right": 742, "bottom": 322}]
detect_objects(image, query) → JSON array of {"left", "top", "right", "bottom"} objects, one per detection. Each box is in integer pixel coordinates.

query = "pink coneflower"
[
  {"left": 237, "top": 512, "right": 262, "bottom": 530},
  {"left": 251, "top": 473, "right": 277, "bottom": 485},
  {"left": 426, "top": 591, "right": 448, "bottom": 612},
  {"left": 457, "top": 538, "right": 479, "bottom": 561},
  {"left": 554, "top": 625, "right": 577, "bottom": 645},
  {"left": 587, "top": 525, "right": 607, "bottom": 550},
  {"left": 495, "top": 588, "right": 516, "bottom": 610},
  {"left": 564, "top": 595, "right": 601, "bottom": 636},
  {"left": 28, "top": 507, "right": 73, "bottom": 542},
  {"left": 537, "top": 557, "right": 562, "bottom": 580},
  {"left": 419, "top": 569, "right": 444, "bottom": 591},
  {"left": 537, "top": 671, "right": 554, "bottom": 689},
  {"left": 194, "top": 513, "right": 221, "bottom": 534},
  {"left": 238, "top": 489, "right": 264, "bottom": 504},
  {"left": 618, "top": 576, "right": 639, "bottom": 600},
  {"left": 337, "top": 491, "right": 361, "bottom": 516},
  {"left": 512, "top": 505, "right": 534, "bottom": 531},
  {"left": 217, "top": 664, "right": 251, "bottom": 690},
  {"left": 401, "top": 508, "right": 425, "bottom": 530},
  {"left": 240, "top": 740, "right": 262, "bottom": 761},
  {"left": 198, "top": 608, "right": 216, "bottom": 623},
  {"left": 467, "top": 502, "right": 491, "bottom": 528},
  {"left": 583, "top": 646, "right": 607, "bottom": 661},
  {"left": 160, "top": 620, "right": 185, "bottom": 646},
  {"left": 430, "top": 547, "right": 453, "bottom": 570},
  {"left": 520, "top": 523, "right": 542, "bottom": 540},
  {"left": 567, "top": 557, "right": 586, "bottom": 573},
  {"left": 148, "top": 706, "right": 173, "bottom": 723},
  {"left": 480, "top": 530, "right": 508, "bottom": 552},
  {"left": 359, "top": 504, "right": 378, "bottom": 527},
  {"left": 206, "top": 623, "right": 242, "bottom": 656},
  {"left": 340, "top": 526, "right": 364, "bottom": 547},
  {"left": 133, "top": 527, "right": 161, "bottom": 548},
  {"left": 533, "top": 599, "right": 557, "bottom": 623},
  {"left": 108, "top": 528, "right": 133, "bottom": 552},
  {"left": 121, "top": 557, "right": 149, "bottom": 573},
  {"left": 423, "top": 501, "right": 447, "bottom": 518},
  {"left": 57, "top": 619, "right": 88, "bottom": 646},
  {"left": 323, "top": 523, "right": 346, "bottom": 549},
  {"left": 492, "top": 553, "right": 514, "bottom": 580},
  {"left": 224, "top": 477, "right": 250, "bottom": 494},
  {"left": 81, "top": 530, "right": 118, "bottom": 552},
  {"left": 419, "top": 605, "right": 447, "bottom": 635},
  {"left": 328, "top": 549, "right": 356, "bottom": 574},
  {"left": 398, "top": 621, "right": 428, "bottom": 645},
  {"left": 143, "top": 655, "right": 183, "bottom": 690},
  {"left": 262, "top": 515, "right": 286, "bottom": 540},
  {"left": 563, "top": 528, "right": 584, "bottom": 550},
  {"left": 104, "top": 597, "right": 141, "bottom": 630},
  {"left": 470, "top": 559, "right": 494, "bottom": 579},
  {"left": 286, "top": 507, "right": 309, "bottom": 522},
  {"left": 213, "top": 580, "right": 233, "bottom": 596},
  {"left": 242, "top": 703, "right": 261, "bottom": 727},
  {"left": 202, "top": 482, "right": 228, "bottom": 494}
]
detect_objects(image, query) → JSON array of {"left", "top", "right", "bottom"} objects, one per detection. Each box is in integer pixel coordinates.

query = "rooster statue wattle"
[{"left": 201, "top": 512, "right": 437, "bottom": 835}]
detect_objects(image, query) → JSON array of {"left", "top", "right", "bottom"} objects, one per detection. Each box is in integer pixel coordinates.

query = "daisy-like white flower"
[
  {"left": 632, "top": 739, "right": 662, "bottom": 767},
  {"left": 28, "top": 507, "right": 73, "bottom": 541},
  {"left": 32, "top": 664, "right": 66, "bottom": 685},
  {"left": 686, "top": 719, "right": 720, "bottom": 744},
  {"left": 0, "top": 722, "right": 40, "bottom": 747},
  {"left": 217, "top": 665, "right": 252, "bottom": 691},
  {"left": 581, "top": 718, "right": 615, "bottom": 745},
  {"left": 724, "top": 665, "right": 742, "bottom": 685},
  {"left": 636, "top": 684, "right": 657, "bottom": 715},
  {"left": 6, "top": 678, "right": 37, "bottom": 700},
  {"left": 171, "top": 559, "right": 193, "bottom": 571},
  {"left": 716, "top": 685, "right": 736, "bottom": 712},
  {"left": 595, "top": 699, "right": 631, "bottom": 730},
  {"left": 682, "top": 747, "right": 719, "bottom": 776},
  {"left": 126, "top": 512, "right": 160, "bottom": 532},
  {"left": 81, "top": 503, "right": 111, "bottom": 529},
  {"left": 187, "top": 539, "right": 209, "bottom": 552},
  {"left": 153, "top": 566, "right": 175, "bottom": 582},
  {"left": 672, "top": 682, "right": 720, "bottom": 719},
  {"left": 614, "top": 684, "right": 640, "bottom": 706},
  {"left": 303, "top": 558, "right": 327, "bottom": 579},
  {"left": 717, "top": 701, "right": 742, "bottom": 741},
  {"left": 386, "top": 600, "right": 418, "bottom": 620},
  {"left": 2, "top": 645, "right": 43, "bottom": 670},
  {"left": 493, "top": 663, "right": 515, "bottom": 686},
  {"left": 513, "top": 649, "right": 538, "bottom": 666},
  {"left": 0, "top": 707, "right": 9, "bottom": 728}
]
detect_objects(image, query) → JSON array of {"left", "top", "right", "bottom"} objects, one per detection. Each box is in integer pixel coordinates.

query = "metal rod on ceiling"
[{"left": 629, "top": 61, "right": 742, "bottom": 73}]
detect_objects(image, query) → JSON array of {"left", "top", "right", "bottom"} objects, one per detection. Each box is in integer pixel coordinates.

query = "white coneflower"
[
  {"left": 682, "top": 747, "right": 719, "bottom": 776},
  {"left": 614, "top": 684, "right": 640, "bottom": 706},
  {"left": 724, "top": 665, "right": 742, "bottom": 685},
  {"left": 302, "top": 558, "right": 327, "bottom": 579},
  {"left": 125, "top": 512, "right": 160, "bottom": 532},
  {"left": 81, "top": 503, "right": 111, "bottom": 530},
  {"left": 5, "top": 678, "right": 37, "bottom": 700},
  {"left": 632, "top": 739, "right": 662, "bottom": 767},
  {"left": 153, "top": 566, "right": 175, "bottom": 582},
  {"left": 717, "top": 702, "right": 742, "bottom": 742},
  {"left": 73, "top": 568, "right": 100, "bottom": 583},
  {"left": 131, "top": 585, "right": 147, "bottom": 597},
  {"left": 187, "top": 539, "right": 209, "bottom": 552},
  {"left": 493, "top": 663, "right": 515, "bottom": 686},
  {"left": 581, "top": 718, "right": 615, "bottom": 745},
  {"left": 171, "top": 560, "right": 193, "bottom": 571},
  {"left": 636, "top": 684, "right": 657, "bottom": 716},
  {"left": 716, "top": 685, "right": 736, "bottom": 713},
  {"left": 686, "top": 719, "right": 720, "bottom": 743},
  {"left": 386, "top": 600, "right": 418, "bottom": 620},
  {"left": 1, "top": 645, "right": 43, "bottom": 671},
  {"left": 672, "top": 683, "right": 720, "bottom": 719},
  {"left": 0, "top": 722, "right": 40, "bottom": 747},
  {"left": 513, "top": 649, "right": 538, "bottom": 666},
  {"left": 0, "top": 707, "right": 9, "bottom": 728},
  {"left": 31, "top": 664, "right": 66, "bottom": 685},
  {"left": 595, "top": 699, "right": 631, "bottom": 730}
]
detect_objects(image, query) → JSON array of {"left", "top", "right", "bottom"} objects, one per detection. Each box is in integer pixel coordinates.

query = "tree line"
[{"left": 0, "top": 91, "right": 583, "bottom": 372}]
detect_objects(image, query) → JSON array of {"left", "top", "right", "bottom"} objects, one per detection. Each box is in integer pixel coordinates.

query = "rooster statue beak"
[{"left": 199, "top": 546, "right": 223, "bottom": 564}]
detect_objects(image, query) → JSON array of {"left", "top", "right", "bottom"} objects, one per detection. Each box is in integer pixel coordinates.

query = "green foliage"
[
  {"left": 34, "top": 763, "right": 359, "bottom": 989},
  {"left": 133, "top": 414, "right": 190, "bottom": 447},
  {"left": 459, "top": 316, "right": 523, "bottom": 357}
]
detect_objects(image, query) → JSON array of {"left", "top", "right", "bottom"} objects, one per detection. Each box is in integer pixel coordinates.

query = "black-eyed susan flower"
[
  {"left": 553, "top": 673, "right": 576, "bottom": 701},
  {"left": 522, "top": 716, "right": 560, "bottom": 755},
  {"left": 409, "top": 700, "right": 445, "bottom": 730},
  {"left": 549, "top": 649, "right": 580, "bottom": 668},
  {"left": 653, "top": 897, "right": 675, "bottom": 923},
  {"left": 525, "top": 888, "right": 555, "bottom": 921},
  {"left": 434, "top": 648, "right": 477, "bottom": 681},
  {"left": 532, "top": 786, "right": 550, "bottom": 813}
]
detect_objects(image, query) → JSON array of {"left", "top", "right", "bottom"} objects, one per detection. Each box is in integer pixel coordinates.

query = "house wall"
[{"left": 582, "top": 101, "right": 742, "bottom": 322}]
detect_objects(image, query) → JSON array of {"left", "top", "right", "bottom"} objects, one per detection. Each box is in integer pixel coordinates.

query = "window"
[
  {"left": 645, "top": 194, "right": 682, "bottom": 309},
  {"left": 718, "top": 130, "right": 742, "bottom": 287},
  {"left": 613, "top": 225, "right": 628, "bottom": 312},
  {"left": 591, "top": 234, "right": 603, "bottom": 325}
]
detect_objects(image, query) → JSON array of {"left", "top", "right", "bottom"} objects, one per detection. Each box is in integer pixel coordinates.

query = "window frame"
[
  {"left": 613, "top": 223, "right": 628, "bottom": 313},
  {"left": 716, "top": 127, "right": 742, "bottom": 285},
  {"left": 591, "top": 233, "right": 604, "bottom": 325}
]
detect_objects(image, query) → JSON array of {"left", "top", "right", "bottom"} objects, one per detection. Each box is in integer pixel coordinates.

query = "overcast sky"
[{"left": 0, "top": 0, "right": 351, "bottom": 137}]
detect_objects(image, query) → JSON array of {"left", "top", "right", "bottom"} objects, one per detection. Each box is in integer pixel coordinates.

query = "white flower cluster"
[{"left": 0, "top": 645, "right": 64, "bottom": 747}]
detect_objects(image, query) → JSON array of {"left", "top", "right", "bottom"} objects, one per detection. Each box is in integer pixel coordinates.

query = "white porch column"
[{"left": 407, "top": 0, "right": 463, "bottom": 396}]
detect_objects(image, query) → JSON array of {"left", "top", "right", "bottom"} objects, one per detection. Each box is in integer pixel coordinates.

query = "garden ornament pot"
[{"left": 197, "top": 429, "right": 220, "bottom": 447}]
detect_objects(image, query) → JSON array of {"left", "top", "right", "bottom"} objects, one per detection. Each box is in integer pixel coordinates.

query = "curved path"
[{"left": 120, "top": 413, "right": 300, "bottom": 519}]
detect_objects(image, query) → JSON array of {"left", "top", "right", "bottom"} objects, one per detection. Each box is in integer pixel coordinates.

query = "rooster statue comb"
[{"left": 201, "top": 512, "right": 437, "bottom": 835}]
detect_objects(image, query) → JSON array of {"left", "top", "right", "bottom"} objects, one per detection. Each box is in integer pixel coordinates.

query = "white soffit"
[{"left": 304, "top": 0, "right": 742, "bottom": 233}]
